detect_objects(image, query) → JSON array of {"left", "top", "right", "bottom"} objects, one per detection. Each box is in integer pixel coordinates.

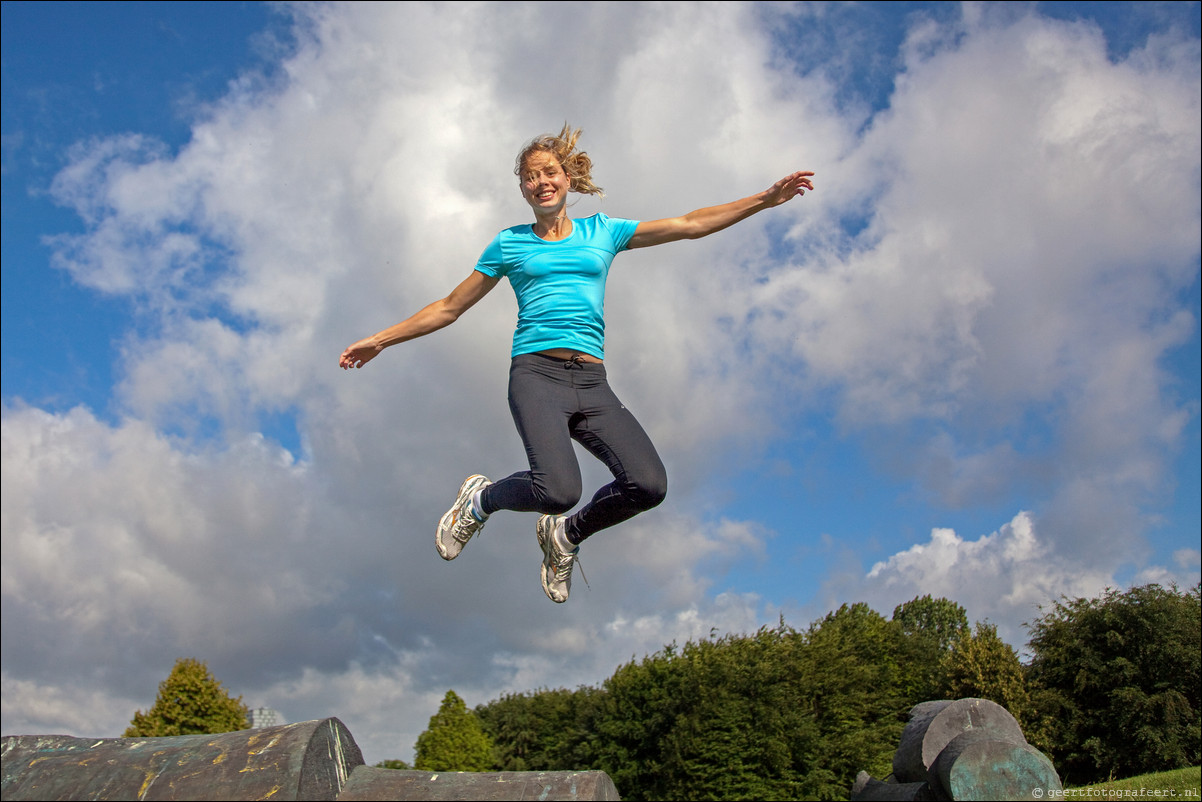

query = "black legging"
[{"left": 480, "top": 353, "right": 667, "bottom": 544}]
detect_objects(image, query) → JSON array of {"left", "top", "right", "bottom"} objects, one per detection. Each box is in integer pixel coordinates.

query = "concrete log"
[
  {"left": 928, "top": 729, "right": 1061, "bottom": 801},
  {"left": 850, "top": 771, "right": 935, "bottom": 801},
  {"left": 337, "top": 767, "right": 621, "bottom": 800},
  {"left": 0, "top": 718, "right": 362, "bottom": 801},
  {"left": 892, "top": 701, "right": 953, "bottom": 784},
  {"left": 893, "top": 699, "right": 1025, "bottom": 783}
]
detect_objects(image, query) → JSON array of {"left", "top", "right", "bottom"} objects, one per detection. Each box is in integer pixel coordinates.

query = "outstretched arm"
[
  {"left": 339, "top": 270, "right": 500, "bottom": 369},
  {"left": 627, "top": 170, "right": 814, "bottom": 249}
]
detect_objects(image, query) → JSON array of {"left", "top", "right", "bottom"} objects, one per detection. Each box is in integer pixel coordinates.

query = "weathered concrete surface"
[
  {"left": 850, "top": 770, "right": 935, "bottom": 801},
  {"left": 1, "top": 718, "right": 362, "bottom": 801},
  {"left": 929, "top": 729, "right": 1061, "bottom": 801},
  {"left": 2, "top": 720, "right": 623, "bottom": 801},
  {"left": 338, "top": 767, "right": 621, "bottom": 801},
  {"left": 855, "top": 699, "right": 1062, "bottom": 801},
  {"left": 893, "top": 698, "right": 1027, "bottom": 783}
]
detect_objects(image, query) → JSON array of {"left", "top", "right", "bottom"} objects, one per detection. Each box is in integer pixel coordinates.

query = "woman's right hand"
[{"left": 338, "top": 270, "right": 500, "bottom": 371}]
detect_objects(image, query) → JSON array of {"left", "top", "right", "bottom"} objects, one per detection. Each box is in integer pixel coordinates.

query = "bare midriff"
[{"left": 536, "top": 348, "right": 604, "bottom": 364}]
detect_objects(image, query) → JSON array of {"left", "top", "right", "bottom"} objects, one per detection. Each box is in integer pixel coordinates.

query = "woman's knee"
[
  {"left": 533, "top": 475, "right": 582, "bottom": 515},
  {"left": 626, "top": 471, "right": 667, "bottom": 511}
]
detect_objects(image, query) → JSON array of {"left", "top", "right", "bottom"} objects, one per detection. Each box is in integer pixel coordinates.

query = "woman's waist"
[
  {"left": 510, "top": 351, "right": 608, "bottom": 381},
  {"left": 532, "top": 348, "right": 603, "bottom": 364}
]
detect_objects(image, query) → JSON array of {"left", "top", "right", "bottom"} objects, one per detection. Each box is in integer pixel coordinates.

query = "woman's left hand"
[
  {"left": 764, "top": 171, "right": 815, "bottom": 207},
  {"left": 627, "top": 169, "right": 817, "bottom": 249}
]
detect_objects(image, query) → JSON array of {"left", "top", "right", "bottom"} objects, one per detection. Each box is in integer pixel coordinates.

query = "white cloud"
[
  {"left": 841, "top": 510, "right": 1200, "bottom": 649},
  {"left": 751, "top": 9, "right": 1199, "bottom": 561},
  {"left": 862, "top": 512, "right": 1111, "bottom": 640},
  {"left": 0, "top": 673, "right": 142, "bottom": 740}
]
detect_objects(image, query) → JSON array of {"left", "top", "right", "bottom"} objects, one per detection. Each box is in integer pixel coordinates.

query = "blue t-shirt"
[{"left": 474, "top": 212, "right": 640, "bottom": 359}]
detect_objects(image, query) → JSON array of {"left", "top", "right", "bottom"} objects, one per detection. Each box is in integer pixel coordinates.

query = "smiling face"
[{"left": 519, "top": 151, "right": 571, "bottom": 216}]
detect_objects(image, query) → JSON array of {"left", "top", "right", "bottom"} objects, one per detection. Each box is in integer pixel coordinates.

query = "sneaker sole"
[{"left": 436, "top": 475, "right": 489, "bottom": 560}]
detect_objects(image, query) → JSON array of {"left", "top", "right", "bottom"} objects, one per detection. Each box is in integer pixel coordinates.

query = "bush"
[{"left": 1026, "top": 583, "right": 1201, "bottom": 782}]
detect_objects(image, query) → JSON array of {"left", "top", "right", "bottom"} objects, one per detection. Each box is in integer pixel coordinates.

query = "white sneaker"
[
  {"left": 536, "top": 515, "right": 579, "bottom": 603},
  {"left": 436, "top": 475, "right": 491, "bottom": 560}
]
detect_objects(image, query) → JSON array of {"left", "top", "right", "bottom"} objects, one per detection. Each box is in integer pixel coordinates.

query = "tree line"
[
  {"left": 123, "top": 583, "right": 1199, "bottom": 800},
  {"left": 404, "top": 583, "right": 1199, "bottom": 800}
]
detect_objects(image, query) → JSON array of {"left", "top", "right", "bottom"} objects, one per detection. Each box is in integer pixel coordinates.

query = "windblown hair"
[{"left": 515, "top": 123, "right": 604, "bottom": 197}]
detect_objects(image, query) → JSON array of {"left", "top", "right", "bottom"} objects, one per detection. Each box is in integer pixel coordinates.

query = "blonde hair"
[{"left": 515, "top": 123, "right": 604, "bottom": 197}]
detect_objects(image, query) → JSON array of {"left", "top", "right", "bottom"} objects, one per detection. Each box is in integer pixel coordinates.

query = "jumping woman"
[{"left": 339, "top": 125, "right": 814, "bottom": 603}]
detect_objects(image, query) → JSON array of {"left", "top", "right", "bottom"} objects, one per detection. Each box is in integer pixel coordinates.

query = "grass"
[{"left": 1076, "top": 766, "right": 1201, "bottom": 800}]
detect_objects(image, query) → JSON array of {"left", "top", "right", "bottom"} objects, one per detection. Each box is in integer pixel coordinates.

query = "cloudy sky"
[{"left": 3, "top": 1, "right": 1199, "bottom": 765}]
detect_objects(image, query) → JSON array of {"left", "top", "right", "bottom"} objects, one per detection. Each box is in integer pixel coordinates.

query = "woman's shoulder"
[
  {"left": 579, "top": 212, "right": 640, "bottom": 249},
  {"left": 577, "top": 211, "right": 638, "bottom": 231},
  {"left": 579, "top": 211, "right": 618, "bottom": 223}
]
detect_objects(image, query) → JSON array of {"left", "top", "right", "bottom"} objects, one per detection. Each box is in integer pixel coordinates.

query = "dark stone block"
[
  {"left": 337, "top": 767, "right": 621, "bottom": 800},
  {"left": 1, "top": 718, "right": 362, "bottom": 801},
  {"left": 929, "top": 729, "right": 1061, "bottom": 801},
  {"left": 894, "top": 698, "right": 1026, "bottom": 783}
]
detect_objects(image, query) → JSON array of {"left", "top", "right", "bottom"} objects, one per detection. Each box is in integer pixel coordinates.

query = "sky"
[{"left": 2, "top": 0, "right": 1199, "bottom": 766}]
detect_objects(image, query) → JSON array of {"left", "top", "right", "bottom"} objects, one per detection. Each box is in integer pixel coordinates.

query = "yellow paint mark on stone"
[{"left": 137, "top": 769, "right": 156, "bottom": 800}]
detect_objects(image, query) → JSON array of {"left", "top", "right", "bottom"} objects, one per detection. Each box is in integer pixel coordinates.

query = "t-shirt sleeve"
[
  {"left": 473, "top": 234, "right": 507, "bottom": 278},
  {"left": 601, "top": 213, "right": 641, "bottom": 252}
]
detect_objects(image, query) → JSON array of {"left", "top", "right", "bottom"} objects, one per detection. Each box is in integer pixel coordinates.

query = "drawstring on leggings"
[{"left": 564, "top": 354, "right": 587, "bottom": 369}]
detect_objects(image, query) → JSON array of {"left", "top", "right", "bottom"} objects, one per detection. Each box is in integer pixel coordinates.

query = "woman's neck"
[{"left": 533, "top": 212, "right": 572, "bottom": 241}]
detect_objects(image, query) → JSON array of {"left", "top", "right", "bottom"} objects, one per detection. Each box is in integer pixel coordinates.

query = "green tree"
[
  {"left": 593, "top": 640, "right": 696, "bottom": 799},
  {"left": 798, "top": 603, "right": 911, "bottom": 800},
  {"left": 124, "top": 657, "right": 249, "bottom": 737},
  {"left": 594, "top": 626, "right": 815, "bottom": 801},
  {"left": 1026, "top": 583, "right": 1201, "bottom": 783},
  {"left": 939, "top": 622, "right": 1031, "bottom": 728},
  {"left": 892, "top": 595, "right": 969, "bottom": 700},
  {"left": 413, "top": 690, "right": 494, "bottom": 772},
  {"left": 893, "top": 595, "right": 969, "bottom": 652},
  {"left": 588, "top": 611, "right": 915, "bottom": 801},
  {"left": 373, "top": 759, "right": 412, "bottom": 770},
  {"left": 475, "top": 686, "right": 602, "bottom": 772}
]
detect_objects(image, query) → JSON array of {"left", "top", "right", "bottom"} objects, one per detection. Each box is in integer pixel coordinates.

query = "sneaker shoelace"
[
  {"left": 451, "top": 509, "right": 483, "bottom": 545},
  {"left": 551, "top": 545, "right": 589, "bottom": 590}
]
